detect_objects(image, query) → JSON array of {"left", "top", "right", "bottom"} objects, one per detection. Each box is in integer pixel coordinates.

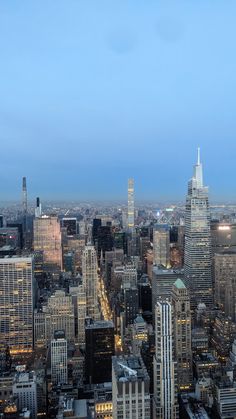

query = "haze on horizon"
[{"left": 1, "top": 0, "right": 236, "bottom": 202}]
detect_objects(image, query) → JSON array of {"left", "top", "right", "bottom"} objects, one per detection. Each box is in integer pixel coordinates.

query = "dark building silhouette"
[
  {"left": 114, "top": 232, "right": 127, "bottom": 254},
  {"left": 62, "top": 218, "right": 77, "bottom": 236},
  {"left": 97, "top": 226, "right": 113, "bottom": 260},
  {"left": 123, "top": 287, "right": 139, "bottom": 327},
  {"left": 138, "top": 275, "right": 152, "bottom": 314},
  {"left": 85, "top": 320, "right": 115, "bottom": 384},
  {"left": 7, "top": 223, "right": 24, "bottom": 249},
  {"left": 92, "top": 218, "right": 102, "bottom": 245}
]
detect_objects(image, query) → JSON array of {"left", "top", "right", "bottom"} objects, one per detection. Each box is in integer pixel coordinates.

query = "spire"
[
  {"left": 193, "top": 147, "right": 203, "bottom": 188},
  {"left": 197, "top": 147, "right": 200, "bottom": 165}
]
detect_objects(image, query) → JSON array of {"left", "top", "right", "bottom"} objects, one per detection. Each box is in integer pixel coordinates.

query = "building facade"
[
  {"left": 51, "top": 331, "right": 68, "bottom": 385},
  {"left": 33, "top": 215, "right": 62, "bottom": 272},
  {"left": 171, "top": 279, "right": 192, "bottom": 391},
  {"left": 112, "top": 355, "right": 150, "bottom": 419},
  {"left": 0, "top": 256, "right": 34, "bottom": 354},
  {"left": 153, "top": 224, "right": 170, "bottom": 268},
  {"left": 82, "top": 244, "right": 99, "bottom": 320},
  {"left": 153, "top": 300, "right": 178, "bottom": 419}
]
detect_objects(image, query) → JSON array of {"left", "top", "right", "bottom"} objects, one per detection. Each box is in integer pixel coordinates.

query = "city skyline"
[{"left": 1, "top": 0, "right": 236, "bottom": 200}]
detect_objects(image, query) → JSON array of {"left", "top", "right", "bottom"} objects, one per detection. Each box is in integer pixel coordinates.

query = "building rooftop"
[
  {"left": 112, "top": 355, "right": 149, "bottom": 382},
  {"left": 173, "top": 278, "right": 186, "bottom": 289},
  {"left": 152, "top": 266, "right": 184, "bottom": 275},
  {"left": 85, "top": 320, "right": 114, "bottom": 330}
]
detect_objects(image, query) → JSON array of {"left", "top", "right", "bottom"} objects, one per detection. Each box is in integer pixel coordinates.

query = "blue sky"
[{"left": 1, "top": 0, "right": 236, "bottom": 201}]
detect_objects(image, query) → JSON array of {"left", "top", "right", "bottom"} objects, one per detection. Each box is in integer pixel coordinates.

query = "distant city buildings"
[{"left": 2, "top": 150, "right": 236, "bottom": 418}]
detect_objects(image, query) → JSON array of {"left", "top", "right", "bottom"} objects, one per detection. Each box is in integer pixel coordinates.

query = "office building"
[
  {"left": 47, "top": 290, "right": 75, "bottom": 341},
  {"left": 112, "top": 355, "right": 150, "bottom": 419},
  {"left": 82, "top": 244, "right": 99, "bottom": 319},
  {"left": 215, "top": 379, "right": 236, "bottom": 419},
  {"left": 0, "top": 227, "right": 20, "bottom": 248},
  {"left": 92, "top": 218, "right": 102, "bottom": 244},
  {"left": 138, "top": 274, "right": 152, "bottom": 314},
  {"left": 13, "top": 372, "right": 37, "bottom": 419},
  {"left": 0, "top": 344, "right": 11, "bottom": 374},
  {"left": 34, "top": 290, "right": 75, "bottom": 346},
  {"left": 85, "top": 320, "right": 115, "bottom": 384},
  {"left": 152, "top": 266, "right": 184, "bottom": 321},
  {"left": 171, "top": 279, "right": 192, "bottom": 391},
  {"left": 35, "top": 197, "right": 42, "bottom": 218},
  {"left": 153, "top": 300, "right": 178, "bottom": 419},
  {"left": 184, "top": 148, "right": 212, "bottom": 308},
  {"left": 211, "top": 221, "right": 236, "bottom": 255},
  {"left": 51, "top": 330, "right": 68, "bottom": 385},
  {"left": 131, "top": 314, "right": 148, "bottom": 355},
  {"left": 62, "top": 217, "right": 77, "bottom": 236},
  {"left": 33, "top": 215, "right": 62, "bottom": 272},
  {"left": 153, "top": 224, "right": 170, "bottom": 267},
  {"left": 0, "top": 256, "right": 34, "bottom": 354},
  {"left": 96, "top": 225, "right": 113, "bottom": 261},
  {"left": 214, "top": 250, "right": 236, "bottom": 320},
  {"left": 94, "top": 383, "right": 113, "bottom": 419},
  {"left": 123, "top": 286, "right": 139, "bottom": 328}
]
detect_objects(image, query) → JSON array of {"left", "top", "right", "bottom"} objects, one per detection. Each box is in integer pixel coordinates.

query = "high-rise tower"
[
  {"left": 0, "top": 256, "right": 34, "bottom": 354},
  {"left": 171, "top": 279, "right": 192, "bottom": 391},
  {"left": 82, "top": 244, "right": 99, "bottom": 320},
  {"left": 153, "top": 300, "right": 178, "bottom": 419},
  {"left": 22, "top": 176, "right": 27, "bottom": 215},
  {"left": 184, "top": 148, "right": 212, "bottom": 309},
  {"left": 33, "top": 215, "right": 62, "bottom": 272},
  {"left": 128, "top": 178, "right": 134, "bottom": 231},
  {"left": 35, "top": 197, "right": 42, "bottom": 218}
]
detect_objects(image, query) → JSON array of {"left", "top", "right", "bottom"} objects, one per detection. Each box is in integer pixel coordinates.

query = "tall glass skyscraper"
[{"left": 184, "top": 149, "right": 212, "bottom": 309}]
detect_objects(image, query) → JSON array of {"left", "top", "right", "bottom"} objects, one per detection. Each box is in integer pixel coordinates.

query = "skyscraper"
[
  {"left": 153, "top": 224, "right": 170, "bottom": 267},
  {"left": 153, "top": 300, "right": 178, "bottom": 419},
  {"left": 85, "top": 320, "right": 115, "bottom": 384},
  {"left": 184, "top": 148, "right": 212, "bottom": 309},
  {"left": 128, "top": 178, "right": 134, "bottom": 231},
  {"left": 171, "top": 279, "right": 192, "bottom": 391},
  {"left": 33, "top": 215, "right": 62, "bottom": 272},
  {"left": 51, "top": 330, "right": 68, "bottom": 385},
  {"left": 0, "top": 256, "right": 34, "bottom": 354},
  {"left": 214, "top": 250, "right": 236, "bottom": 320},
  {"left": 13, "top": 372, "right": 37, "bottom": 419},
  {"left": 22, "top": 176, "right": 27, "bottom": 215},
  {"left": 82, "top": 244, "right": 99, "bottom": 319},
  {"left": 35, "top": 197, "right": 42, "bottom": 218}
]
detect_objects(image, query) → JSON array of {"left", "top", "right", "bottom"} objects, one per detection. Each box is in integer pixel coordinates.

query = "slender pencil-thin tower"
[
  {"left": 128, "top": 178, "right": 134, "bottom": 231},
  {"left": 22, "top": 176, "right": 27, "bottom": 215}
]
